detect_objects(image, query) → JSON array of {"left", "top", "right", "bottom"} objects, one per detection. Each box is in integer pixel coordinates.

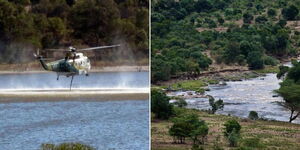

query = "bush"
[
  {"left": 151, "top": 89, "right": 174, "bottom": 119},
  {"left": 227, "top": 129, "right": 240, "bottom": 147},
  {"left": 224, "top": 120, "right": 241, "bottom": 136},
  {"left": 248, "top": 111, "right": 259, "bottom": 120},
  {"left": 282, "top": 5, "right": 299, "bottom": 20},
  {"left": 174, "top": 97, "right": 188, "bottom": 108},
  {"left": 247, "top": 51, "right": 264, "bottom": 70},
  {"left": 41, "top": 143, "right": 95, "bottom": 150},
  {"left": 255, "top": 16, "right": 268, "bottom": 24},
  {"left": 208, "top": 96, "right": 224, "bottom": 114},
  {"left": 267, "top": 8, "right": 276, "bottom": 17},
  {"left": 224, "top": 120, "right": 241, "bottom": 147},
  {"left": 263, "top": 56, "right": 279, "bottom": 66},
  {"left": 169, "top": 113, "right": 209, "bottom": 144}
]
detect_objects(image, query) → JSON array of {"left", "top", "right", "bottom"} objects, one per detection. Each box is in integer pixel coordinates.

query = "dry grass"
[{"left": 152, "top": 110, "right": 300, "bottom": 150}]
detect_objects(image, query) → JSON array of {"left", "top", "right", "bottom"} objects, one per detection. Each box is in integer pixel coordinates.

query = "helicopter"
[{"left": 34, "top": 45, "right": 120, "bottom": 90}]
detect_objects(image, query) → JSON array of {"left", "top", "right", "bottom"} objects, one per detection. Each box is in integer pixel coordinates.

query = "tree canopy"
[{"left": 0, "top": 0, "right": 149, "bottom": 63}]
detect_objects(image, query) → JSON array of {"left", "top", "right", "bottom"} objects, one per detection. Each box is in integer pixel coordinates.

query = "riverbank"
[
  {"left": 0, "top": 65, "right": 149, "bottom": 74},
  {"left": 0, "top": 90, "right": 149, "bottom": 102},
  {"left": 152, "top": 109, "right": 300, "bottom": 150},
  {"left": 153, "top": 65, "right": 279, "bottom": 91}
]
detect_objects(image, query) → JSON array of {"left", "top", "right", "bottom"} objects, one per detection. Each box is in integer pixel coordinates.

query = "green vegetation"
[
  {"left": 248, "top": 111, "right": 259, "bottom": 120},
  {"left": 41, "top": 143, "right": 94, "bottom": 150},
  {"left": 208, "top": 95, "right": 224, "bottom": 114},
  {"left": 0, "top": 0, "right": 148, "bottom": 64},
  {"left": 151, "top": 89, "right": 174, "bottom": 119},
  {"left": 171, "top": 80, "right": 208, "bottom": 91},
  {"left": 224, "top": 120, "right": 241, "bottom": 147},
  {"left": 152, "top": 108, "right": 300, "bottom": 150},
  {"left": 169, "top": 113, "right": 208, "bottom": 145},
  {"left": 151, "top": 0, "right": 300, "bottom": 83},
  {"left": 276, "top": 60, "right": 300, "bottom": 122}
]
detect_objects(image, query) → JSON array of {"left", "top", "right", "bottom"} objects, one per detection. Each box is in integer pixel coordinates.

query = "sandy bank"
[{"left": 0, "top": 88, "right": 149, "bottom": 102}]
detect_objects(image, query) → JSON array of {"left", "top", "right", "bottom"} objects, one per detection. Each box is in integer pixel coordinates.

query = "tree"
[
  {"left": 243, "top": 12, "right": 253, "bottom": 24},
  {"left": 169, "top": 113, "right": 208, "bottom": 144},
  {"left": 282, "top": 5, "right": 299, "bottom": 20},
  {"left": 267, "top": 8, "right": 276, "bottom": 17},
  {"left": 276, "top": 60, "right": 300, "bottom": 122},
  {"left": 208, "top": 95, "right": 224, "bottom": 114},
  {"left": 224, "top": 120, "right": 241, "bottom": 147},
  {"left": 69, "top": 0, "right": 120, "bottom": 45},
  {"left": 151, "top": 89, "right": 173, "bottom": 119},
  {"left": 247, "top": 51, "right": 264, "bottom": 69},
  {"left": 255, "top": 16, "right": 268, "bottom": 24}
]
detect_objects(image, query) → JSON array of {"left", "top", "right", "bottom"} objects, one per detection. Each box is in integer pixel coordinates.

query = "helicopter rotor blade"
[{"left": 77, "top": 44, "right": 120, "bottom": 51}]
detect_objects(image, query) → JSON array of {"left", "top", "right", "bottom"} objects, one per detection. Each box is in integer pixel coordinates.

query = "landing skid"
[{"left": 70, "top": 75, "right": 74, "bottom": 91}]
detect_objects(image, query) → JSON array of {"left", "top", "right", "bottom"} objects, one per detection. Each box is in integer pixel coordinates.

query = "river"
[
  {"left": 172, "top": 65, "right": 300, "bottom": 124},
  {"left": 0, "top": 71, "right": 149, "bottom": 150}
]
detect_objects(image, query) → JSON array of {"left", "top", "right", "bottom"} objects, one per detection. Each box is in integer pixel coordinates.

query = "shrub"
[
  {"left": 224, "top": 120, "right": 241, "bottom": 136},
  {"left": 267, "top": 8, "right": 276, "bottom": 17},
  {"left": 169, "top": 113, "right": 209, "bottom": 144},
  {"left": 208, "top": 96, "right": 224, "bottom": 114},
  {"left": 227, "top": 129, "right": 240, "bottom": 147},
  {"left": 151, "top": 89, "right": 174, "bottom": 119},
  {"left": 248, "top": 111, "right": 259, "bottom": 120},
  {"left": 174, "top": 97, "right": 188, "bottom": 108},
  {"left": 224, "top": 120, "right": 241, "bottom": 147},
  {"left": 41, "top": 143, "right": 95, "bottom": 150},
  {"left": 263, "top": 56, "right": 279, "bottom": 66},
  {"left": 282, "top": 5, "right": 299, "bottom": 20}
]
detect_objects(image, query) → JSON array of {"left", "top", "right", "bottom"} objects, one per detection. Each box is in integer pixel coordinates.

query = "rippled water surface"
[
  {"left": 0, "top": 71, "right": 149, "bottom": 149},
  {"left": 0, "top": 71, "right": 149, "bottom": 90},
  {"left": 0, "top": 100, "right": 149, "bottom": 150},
  {"left": 185, "top": 73, "right": 300, "bottom": 123}
]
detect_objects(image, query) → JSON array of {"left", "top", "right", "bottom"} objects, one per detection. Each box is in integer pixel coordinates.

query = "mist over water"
[{"left": 0, "top": 71, "right": 149, "bottom": 90}]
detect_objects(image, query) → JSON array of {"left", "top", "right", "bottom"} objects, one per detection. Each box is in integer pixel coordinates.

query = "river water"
[
  {"left": 182, "top": 65, "right": 300, "bottom": 123},
  {"left": 0, "top": 71, "right": 149, "bottom": 150}
]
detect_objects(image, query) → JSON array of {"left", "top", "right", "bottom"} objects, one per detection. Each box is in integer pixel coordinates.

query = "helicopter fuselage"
[{"left": 39, "top": 52, "right": 91, "bottom": 77}]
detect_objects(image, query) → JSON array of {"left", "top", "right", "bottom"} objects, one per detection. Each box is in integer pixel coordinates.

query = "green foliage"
[
  {"left": 152, "top": 0, "right": 298, "bottom": 82},
  {"left": 282, "top": 5, "right": 299, "bottom": 20},
  {"left": 151, "top": 89, "right": 174, "bottom": 119},
  {"left": 277, "top": 65, "right": 289, "bottom": 79},
  {"left": 224, "top": 120, "right": 241, "bottom": 147},
  {"left": 276, "top": 61, "right": 300, "bottom": 122},
  {"left": 40, "top": 143, "right": 95, "bottom": 150},
  {"left": 0, "top": 0, "right": 149, "bottom": 63},
  {"left": 243, "top": 12, "right": 253, "bottom": 24},
  {"left": 247, "top": 51, "right": 264, "bottom": 70},
  {"left": 227, "top": 129, "right": 240, "bottom": 147},
  {"left": 255, "top": 15, "right": 268, "bottom": 24},
  {"left": 248, "top": 111, "right": 259, "bottom": 120},
  {"left": 173, "top": 97, "right": 188, "bottom": 108},
  {"left": 224, "top": 119, "right": 241, "bottom": 137},
  {"left": 263, "top": 56, "right": 279, "bottom": 66},
  {"left": 242, "top": 137, "right": 264, "bottom": 148},
  {"left": 169, "top": 113, "right": 208, "bottom": 144},
  {"left": 208, "top": 96, "right": 224, "bottom": 114},
  {"left": 267, "top": 8, "right": 277, "bottom": 17}
]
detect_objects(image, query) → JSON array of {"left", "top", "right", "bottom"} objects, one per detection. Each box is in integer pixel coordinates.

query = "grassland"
[{"left": 151, "top": 109, "right": 300, "bottom": 150}]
